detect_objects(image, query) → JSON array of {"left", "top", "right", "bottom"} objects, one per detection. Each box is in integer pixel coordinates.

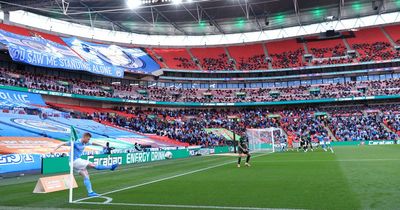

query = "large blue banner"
[
  {"left": 0, "top": 154, "right": 41, "bottom": 174},
  {"left": 0, "top": 88, "right": 46, "bottom": 106},
  {"left": 0, "top": 114, "right": 108, "bottom": 140},
  {"left": 0, "top": 30, "right": 124, "bottom": 78},
  {"left": 63, "top": 37, "right": 160, "bottom": 74}
]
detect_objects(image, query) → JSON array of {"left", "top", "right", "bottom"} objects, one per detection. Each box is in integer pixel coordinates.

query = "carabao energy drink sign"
[{"left": 85, "top": 151, "right": 168, "bottom": 166}]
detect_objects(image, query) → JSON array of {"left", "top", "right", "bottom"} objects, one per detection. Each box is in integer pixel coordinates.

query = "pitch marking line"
[
  {"left": 76, "top": 201, "right": 302, "bottom": 210},
  {"left": 73, "top": 152, "right": 271, "bottom": 203},
  {"left": 257, "top": 158, "right": 400, "bottom": 163},
  {"left": 101, "top": 196, "right": 113, "bottom": 204}
]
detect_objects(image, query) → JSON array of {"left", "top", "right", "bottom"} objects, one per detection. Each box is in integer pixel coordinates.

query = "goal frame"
[{"left": 246, "top": 127, "right": 284, "bottom": 153}]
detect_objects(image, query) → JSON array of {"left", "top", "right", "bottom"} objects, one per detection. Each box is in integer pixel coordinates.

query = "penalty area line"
[
  {"left": 73, "top": 152, "right": 272, "bottom": 203},
  {"left": 76, "top": 201, "right": 302, "bottom": 210}
]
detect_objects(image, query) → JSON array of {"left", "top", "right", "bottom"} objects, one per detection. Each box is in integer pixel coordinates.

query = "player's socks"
[
  {"left": 330, "top": 148, "right": 334, "bottom": 153},
  {"left": 83, "top": 177, "right": 93, "bottom": 194},
  {"left": 238, "top": 157, "right": 241, "bottom": 164},
  {"left": 94, "top": 165, "right": 112, "bottom": 170},
  {"left": 246, "top": 155, "right": 251, "bottom": 163}
]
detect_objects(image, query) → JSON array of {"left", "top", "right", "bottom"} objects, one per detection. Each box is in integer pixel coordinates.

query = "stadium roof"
[{"left": 1, "top": 0, "right": 399, "bottom": 36}]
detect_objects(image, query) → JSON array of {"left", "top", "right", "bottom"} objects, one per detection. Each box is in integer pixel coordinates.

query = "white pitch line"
[
  {"left": 76, "top": 201, "right": 302, "bottom": 210},
  {"left": 74, "top": 152, "right": 271, "bottom": 203},
  {"left": 101, "top": 196, "right": 113, "bottom": 204},
  {"left": 257, "top": 158, "right": 400, "bottom": 163},
  {"left": 0, "top": 207, "right": 88, "bottom": 210}
]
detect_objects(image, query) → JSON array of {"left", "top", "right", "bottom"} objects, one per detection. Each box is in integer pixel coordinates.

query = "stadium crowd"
[
  {"left": 2, "top": 81, "right": 399, "bottom": 147},
  {"left": 237, "top": 54, "right": 269, "bottom": 70},
  {"left": 352, "top": 42, "right": 400, "bottom": 62},
  {"left": 281, "top": 109, "right": 330, "bottom": 142},
  {"left": 312, "top": 57, "right": 354, "bottom": 66},
  {"left": 174, "top": 57, "right": 197, "bottom": 69},
  {"left": 310, "top": 44, "right": 347, "bottom": 58},
  {"left": 66, "top": 105, "right": 400, "bottom": 146},
  {"left": 90, "top": 108, "right": 281, "bottom": 146},
  {"left": 270, "top": 48, "right": 305, "bottom": 69},
  {"left": 166, "top": 41, "right": 399, "bottom": 71},
  {"left": 3, "top": 68, "right": 400, "bottom": 104},
  {"left": 200, "top": 53, "right": 235, "bottom": 71},
  {"left": 330, "top": 115, "right": 397, "bottom": 141},
  {"left": 382, "top": 104, "right": 400, "bottom": 134}
]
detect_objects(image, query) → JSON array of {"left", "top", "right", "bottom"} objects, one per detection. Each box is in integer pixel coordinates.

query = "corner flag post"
[
  {"left": 272, "top": 129, "right": 275, "bottom": 153},
  {"left": 69, "top": 126, "right": 78, "bottom": 203}
]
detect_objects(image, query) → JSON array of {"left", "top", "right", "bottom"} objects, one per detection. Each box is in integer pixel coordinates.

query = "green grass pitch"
[{"left": 1, "top": 145, "right": 400, "bottom": 210}]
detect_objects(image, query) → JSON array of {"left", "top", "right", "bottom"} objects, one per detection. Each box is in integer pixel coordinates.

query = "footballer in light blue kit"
[
  {"left": 279, "top": 136, "right": 287, "bottom": 152},
  {"left": 323, "top": 134, "right": 334, "bottom": 153},
  {"left": 54, "top": 132, "right": 118, "bottom": 197},
  {"left": 317, "top": 134, "right": 325, "bottom": 150}
]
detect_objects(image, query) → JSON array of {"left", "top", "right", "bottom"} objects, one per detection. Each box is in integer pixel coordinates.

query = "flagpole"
[{"left": 69, "top": 126, "right": 75, "bottom": 203}]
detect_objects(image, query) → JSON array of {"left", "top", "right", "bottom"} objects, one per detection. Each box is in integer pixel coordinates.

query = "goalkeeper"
[{"left": 237, "top": 133, "right": 251, "bottom": 168}]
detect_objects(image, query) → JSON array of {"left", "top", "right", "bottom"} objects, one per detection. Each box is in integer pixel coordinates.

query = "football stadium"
[{"left": 1, "top": 0, "right": 400, "bottom": 209}]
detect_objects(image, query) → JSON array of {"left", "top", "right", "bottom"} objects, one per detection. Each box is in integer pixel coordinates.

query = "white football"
[{"left": 165, "top": 151, "right": 173, "bottom": 159}]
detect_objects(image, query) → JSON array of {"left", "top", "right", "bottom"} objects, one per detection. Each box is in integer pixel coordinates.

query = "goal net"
[{"left": 246, "top": 128, "right": 285, "bottom": 153}]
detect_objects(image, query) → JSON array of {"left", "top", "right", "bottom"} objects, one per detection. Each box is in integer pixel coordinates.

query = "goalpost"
[{"left": 246, "top": 128, "right": 285, "bottom": 153}]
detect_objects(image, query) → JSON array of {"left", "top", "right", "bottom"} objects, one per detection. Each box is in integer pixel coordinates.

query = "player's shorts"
[
  {"left": 238, "top": 149, "right": 249, "bottom": 155},
  {"left": 71, "top": 158, "right": 90, "bottom": 173}
]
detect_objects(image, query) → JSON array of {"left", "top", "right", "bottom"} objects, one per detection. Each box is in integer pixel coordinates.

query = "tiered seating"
[
  {"left": 113, "top": 85, "right": 142, "bottom": 100},
  {"left": 47, "top": 103, "right": 135, "bottom": 119},
  {"left": 308, "top": 38, "right": 346, "bottom": 58},
  {"left": 48, "top": 102, "right": 99, "bottom": 114},
  {"left": 329, "top": 115, "right": 392, "bottom": 141},
  {"left": 280, "top": 110, "right": 329, "bottom": 142},
  {"left": 145, "top": 48, "right": 167, "bottom": 68},
  {"left": 190, "top": 47, "right": 235, "bottom": 70},
  {"left": 383, "top": 25, "right": 400, "bottom": 45},
  {"left": 306, "top": 38, "right": 353, "bottom": 65},
  {"left": 227, "top": 44, "right": 268, "bottom": 70},
  {"left": 50, "top": 103, "right": 193, "bottom": 146},
  {"left": 5, "top": 67, "right": 400, "bottom": 104},
  {"left": 380, "top": 105, "right": 400, "bottom": 136},
  {"left": 51, "top": 116, "right": 143, "bottom": 138},
  {"left": 71, "top": 105, "right": 400, "bottom": 143},
  {"left": 0, "top": 23, "right": 32, "bottom": 36},
  {"left": 266, "top": 39, "right": 305, "bottom": 69},
  {"left": 152, "top": 48, "right": 196, "bottom": 69},
  {"left": 142, "top": 134, "right": 190, "bottom": 147},
  {"left": 346, "top": 28, "right": 397, "bottom": 62},
  {"left": 2, "top": 22, "right": 400, "bottom": 72}
]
